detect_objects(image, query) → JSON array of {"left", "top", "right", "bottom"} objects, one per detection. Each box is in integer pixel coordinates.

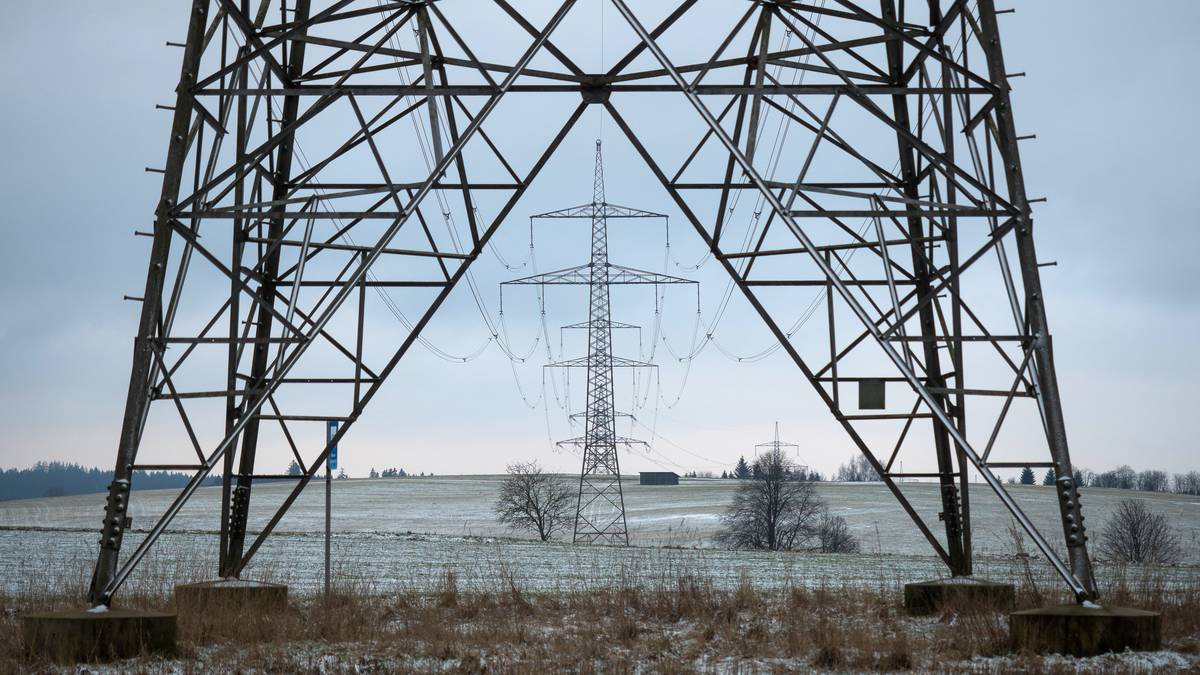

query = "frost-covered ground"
[
  {"left": 4, "top": 479, "right": 1200, "bottom": 673},
  {"left": 41, "top": 644, "right": 1200, "bottom": 675},
  {"left": 1, "top": 477, "right": 1198, "bottom": 595}
]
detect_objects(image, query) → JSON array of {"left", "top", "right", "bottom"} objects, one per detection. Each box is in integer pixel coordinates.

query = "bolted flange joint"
[{"left": 99, "top": 479, "right": 132, "bottom": 552}]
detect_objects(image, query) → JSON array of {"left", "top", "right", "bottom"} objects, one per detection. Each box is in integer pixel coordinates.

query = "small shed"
[{"left": 639, "top": 471, "right": 679, "bottom": 486}]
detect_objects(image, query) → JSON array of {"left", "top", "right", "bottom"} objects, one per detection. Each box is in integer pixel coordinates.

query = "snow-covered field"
[{"left": 1, "top": 477, "right": 1197, "bottom": 595}]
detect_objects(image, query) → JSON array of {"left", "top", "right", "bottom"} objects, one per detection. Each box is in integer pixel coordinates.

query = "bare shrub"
[
  {"left": 810, "top": 615, "right": 846, "bottom": 668},
  {"left": 816, "top": 511, "right": 860, "bottom": 553},
  {"left": 1006, "top": 520, "right": 1044, "bottom": 606},
  {"left": 716, "top": 448, "right": 823, "bottom": 551},
  {"left": 1098, "top": 498, "right": 1183, "bottom": 565},
  {"left": 493, "top": 461, "right": 573, "bottom": 541},
  {"left": 436, "top": 569, "right": 459, "bottom": 608}
]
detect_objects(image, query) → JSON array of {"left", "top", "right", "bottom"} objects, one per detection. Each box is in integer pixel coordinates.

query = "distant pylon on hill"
[
  {"left": 503, "top": 141, "right": 697, "bottom": 545},
  {"left": 754, "top": 422, "right": 807, "bottom": 476}
]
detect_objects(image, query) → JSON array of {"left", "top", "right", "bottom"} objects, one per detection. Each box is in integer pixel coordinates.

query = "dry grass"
[{"left": 2, "top": 562, "right": 1198, "bottom": 673}]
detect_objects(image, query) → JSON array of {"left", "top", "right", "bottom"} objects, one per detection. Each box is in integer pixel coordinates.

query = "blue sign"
[{"left": 327, "top": 420, "right": 339, "bottom": 470}]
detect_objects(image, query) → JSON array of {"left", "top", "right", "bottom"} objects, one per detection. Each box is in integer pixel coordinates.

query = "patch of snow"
[
  {"left": 629, "top": 513, "right": 721, "bottom": 523},
  {"left": 963, "top": 650, "right": 1195, "bottom": 673}
]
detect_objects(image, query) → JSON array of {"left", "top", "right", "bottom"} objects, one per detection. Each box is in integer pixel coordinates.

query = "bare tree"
[
  {"left": 716, "top": 448, "right": 824, "bottom": 551},
  {"left": 835, "top": 454, "right": 879, "bottom": 482},
  {"left": 1137, "top": 470, "right": 1170, "bottom": 493},
  {"left": 1098, "top": 499, "right": 1183, "bottom": 565},
  {"left": 1091, "top": 464, "right": 1137, "bottom": 490},
  {"left": 1175, "top": 471, "right": 1200, "bottom": 496},
  {"left": 816, "top": 511, "right": 860, "bottom": 553},
  {"left": 494, "top": 461, "right": 573, "bottom": 542}
]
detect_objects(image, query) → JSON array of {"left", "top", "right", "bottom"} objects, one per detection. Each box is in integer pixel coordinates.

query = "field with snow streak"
[{"left": 1, "top": 477, "right": 1198, "bottom": 597}]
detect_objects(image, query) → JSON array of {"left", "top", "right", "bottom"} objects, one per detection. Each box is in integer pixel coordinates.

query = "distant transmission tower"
[
  {"left": 754, "top": 422, "right": 799, "bottom": 457},
  {"left": 504, "top": 141, "right": 696, "bottom": 544},
  {"left": 753, "top": 422, "right": 811, "bottom": 475}
]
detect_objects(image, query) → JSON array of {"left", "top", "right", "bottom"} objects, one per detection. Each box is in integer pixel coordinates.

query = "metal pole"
[
  {"left": 324, "top": 418, "right": 337, "bottom": 600},
  {"left": 324, "top": 450, "right": 331, "bottom": 601}
]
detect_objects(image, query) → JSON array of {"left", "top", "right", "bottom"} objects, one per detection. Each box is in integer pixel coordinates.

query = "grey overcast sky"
[{"left": 0, "top": 2, "right": 1197, "bottom": 480}]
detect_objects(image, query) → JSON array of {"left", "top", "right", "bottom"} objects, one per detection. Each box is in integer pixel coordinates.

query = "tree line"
[
  {"left": 747, "top": 452, "right": 1199, "bottom": 496},
  {"left": 724, "top": 454, "right": 878, "bottom": 483},
  {"left": 722, "top": 456, "right": 825, "bottom": 482},
  {"left": 365, "top": 467, "right": 432, "bottom": 478},
  {"left": 1010, "top": 464, "right": 1198, "bottom": 495},
  {"left": 285, "top": 460, "right": 348, "bottom": 480},
  {"left": 0, "top": 462, "right": 220, "bottom": 502}
]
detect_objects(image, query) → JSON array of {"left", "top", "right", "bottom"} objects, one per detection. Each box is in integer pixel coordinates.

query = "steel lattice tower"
[
  {"left": 755, "top": 422, "right": 799, "bottom": 458},
  {"left": 504, "top": 142, "right": 695, "bottom": 544},
  {"left": 753, "top": 422, "right": 807, "bottom": 477},
  {"left": 83, "top": 0, "right": 1104, "bottom": 607}
]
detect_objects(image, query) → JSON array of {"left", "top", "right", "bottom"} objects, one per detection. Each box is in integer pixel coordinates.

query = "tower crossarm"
[
  {"left": 502, "top": 263, "right": 694, "bottom": 287},
  {"left": 560, "top": 320, "right": 640, "bottom": 330},
  {"left": 544, "top": 355, "right": 656, "bottom": 369},
  {"left": 531, "top": 203, "right": 668, "bottom": 220},
  {"left": 755, "top": 441, "right": 800, "bottom": 452},
  {"left": 557, "top": 436, "right": 648, "bottom": 448},
  {"left": 502, "top": 264, "right": 591, "bottom": 285},
  {"left": 605, "top": 264, "right": 695, "bottom": 286},
  {"left": 569, "top": 410, "right": 635, "bottom": 420}
]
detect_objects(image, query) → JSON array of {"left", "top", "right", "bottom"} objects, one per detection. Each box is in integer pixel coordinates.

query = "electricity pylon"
[
  {"left": 504, "top": 141, "right": 696, "bottom": 544},
  {"left": 84, "top": 1, "right": 1104, "bottom": 606},
  {"left": 754, "top": 422, "right": 807, "bottom": 477},
  {"left": 754, "top": 422, "right": 799, "bottom": 458}
]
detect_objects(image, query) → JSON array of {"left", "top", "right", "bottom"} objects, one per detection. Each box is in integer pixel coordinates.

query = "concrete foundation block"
[
  {"left": 22, "top": 608, "right": 176, "bottom": 663},
  {"left": 175, "top": 579, "right": 288, "bottom": 615},
  {"left": 904, "top": 578, "right": 1015, "bottom": 616},
  {"left": 1010, "top": 603, "right": 1161, "bottom": 656}
]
